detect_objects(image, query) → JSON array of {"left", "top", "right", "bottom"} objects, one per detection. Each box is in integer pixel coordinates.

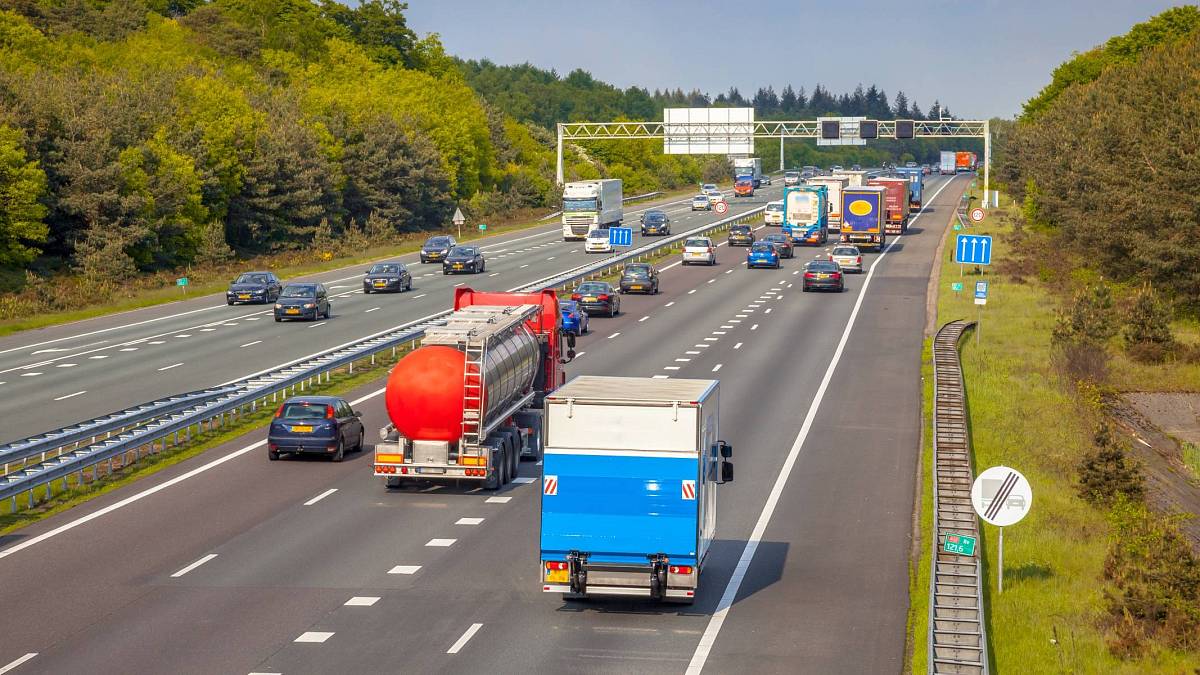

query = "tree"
[
  {"left": 893, "top": 90, "right": 910, "bottom": 118},
  {"left": 341, "top": 115, "right": 453, "bottom": 232},
  {"left": 0, "top": 125, "right": 49, "bottom": 267},
  {"left": 1123, "top": 284, "right": 1175, "bottom": 362},
  {"left": 779, "top": 85, "right": 797, "bottom": 115}
]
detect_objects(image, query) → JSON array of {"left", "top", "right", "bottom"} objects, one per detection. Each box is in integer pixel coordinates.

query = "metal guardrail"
[
  {"left": 929, "top": 320, "right": 988, "bottom": 675},
  {"left": 1, "top": 201, "right": 767, "bottom": 511},
  {"left": 538, "top": 190, "right": 663, "bottom": 221}
]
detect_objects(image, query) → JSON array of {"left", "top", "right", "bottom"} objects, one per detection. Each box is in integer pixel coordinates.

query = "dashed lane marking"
[
  {"left": 345, "top": 597, "right": 380, "bottom": 607},
  {"left": 294, "top": 632, "right": 334, "bottom": 644},
  {"left": 734, "top": 342, "right": 743, "bottom": 350},
  {"left": 446, "top": 623, "right": 483, "bottom": 654},
  {"left": 303, "top": 488, "right": 337, "bottom": 506},
  {"left": 388, "top": 565, "right": 421, "bottom": 575},
  {"left": 607, "top": 333, "right": 621, "bottom": 339},
  {"left": 171, "top": 553, "right": 217, "bottom": 578},
  {"left": 157, "top": 363, "right": 183, "bottom": 371},
  {"left": 456, "top": 517, "right": 485, "bottom": 525},
  {"left": 365, "top": 307, "right": 380, "bottom": 313},
  {"left": 53, "top": 391, "right": 86, "bottom": 402},
  {"left": 712, "top": 364, "right": 723, "bottom": 372},
  {"left": 0, "top": 654, "right": 37, "bottom": 674},
  {"left": 486, "top": 497, "right": 512, "bottom": 504},
  {"left": 240, "top": 341, "right": 262, "bottom": 348}
]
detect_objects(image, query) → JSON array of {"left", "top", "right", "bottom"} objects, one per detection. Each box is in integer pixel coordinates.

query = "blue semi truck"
[{"left": 539, "top": 376, "right": 733, "bottom": 604}]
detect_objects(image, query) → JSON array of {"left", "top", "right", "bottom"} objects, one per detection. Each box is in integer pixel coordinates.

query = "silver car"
[
  {"left": 691, "top": 194, "right": 712, "bottom": 211},
  {"left": 828, "top": 244, "right": 863, "bottom": 273}
]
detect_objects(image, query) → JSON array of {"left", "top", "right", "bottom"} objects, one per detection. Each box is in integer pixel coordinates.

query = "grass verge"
[
  {"left": 912, "top": 187, "right": 1200, "bottom": 672},
  {"left": 906, "top": 336, "right": 936, "bottom": 675}
]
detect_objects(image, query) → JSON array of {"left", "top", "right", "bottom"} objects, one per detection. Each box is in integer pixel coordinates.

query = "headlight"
[
  {"left": 303, "top": 303, "right": 316, "bottom": 309},
  {"left": 274, "top": 303, "right": 282, "bottom": 309}
]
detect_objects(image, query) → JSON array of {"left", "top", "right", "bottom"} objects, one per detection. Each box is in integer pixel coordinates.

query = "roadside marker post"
[
  {"left": 452, "top": 207, "right": 466, "bottom": 240},
  {"left": 974, "top": 280, "right": 989, "bottom": 344},
  {"left": 971, "top": 466, "right": 1033, "bottom": 593},
  {"left": 176, "top": 277, "right": 188, "bottom": 295}
]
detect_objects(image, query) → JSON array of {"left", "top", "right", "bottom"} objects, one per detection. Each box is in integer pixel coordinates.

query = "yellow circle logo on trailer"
[{"left": 848, "top": 199, "right": 873, "bottom": 216}]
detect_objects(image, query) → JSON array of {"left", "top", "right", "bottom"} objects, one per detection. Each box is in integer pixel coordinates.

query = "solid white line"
[
  {"left": 345, "top": 596, "right": 380, "bottom": 606},
  {"left": 446, "top": 623, "right": 483, "bottom": 654},
  {"left": 364, "top": 307, "right": 380, "bottom": 313},
  {"left": 712, "top": 364, "right": 722, "bottom": 372},
  {"left": 456, "top": 517, "right": 485, "bottom": 525},
  {"left": 388, "top": 565, "right": 421, "bottom": 575},
  {"left": 652, "top": 375, "right": 670, "bottom": 379},
  {"left": 426, "top": 538, "right": 456, "bottom": 547},
  {"left": 240, "top": 341, "right": 262, "bottom": 348},
  {"left": 0, "top": 654, "right": 37, "bottom": 674},
  {"left": 157, "top": 362, "right": 183, "bottom": 371},
  {"left": 660, "top": 261, "right": 682, "bottom": 271},
  {"left": 685, "top": 172, "right": 955, "bottom": 675},
  {"left": 303, "top": 488, "right": 337, "bottom": 506},
  {"left": 53, "top": 390, "right": 86, "bottom": 401},
  {"left": 170, "top": 553, "right": 217, "bottom": 578},
  {"left": 294, "top": 631, "right": 334, "bottom": 644}
]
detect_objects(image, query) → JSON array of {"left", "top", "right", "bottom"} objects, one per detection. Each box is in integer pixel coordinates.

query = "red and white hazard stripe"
[
  {"left": 543, "top": 475, "right": 558, "bottom": 496},
  {"left": 681, "top": 480, "right": 696, "bottom": 500}
]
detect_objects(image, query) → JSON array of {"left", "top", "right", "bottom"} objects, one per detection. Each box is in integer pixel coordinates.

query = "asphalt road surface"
[{"left": 0, "top": 174, "right": 967, "bottom": 674}]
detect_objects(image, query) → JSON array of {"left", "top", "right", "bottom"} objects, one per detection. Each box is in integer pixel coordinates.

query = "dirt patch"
[{"left": 1107, "top": 394, "right": 1200, "bottom": 552}]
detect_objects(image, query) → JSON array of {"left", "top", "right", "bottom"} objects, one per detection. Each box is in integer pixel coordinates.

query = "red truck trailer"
[{"left": 867, "top": 177, "right": 911, "bottom": 234}]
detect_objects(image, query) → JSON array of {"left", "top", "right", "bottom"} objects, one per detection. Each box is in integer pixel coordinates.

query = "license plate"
[
  {"left": 291, "top": 425, "right": 312, "bottom": 433},
  {"left": 286, "top": 308, "right": 300, "bottom": 314},
  {"left": 374, "top": 281, "right": 387, "bottom": 286},
  {"left": 238, "top": 294, "right": 250, "bottom": 300},
  {"left": 818, "top": 274, "right": 829, "bottom": 279},
  {"left": 630, "top": 285, "right": 642, "bottom": 290},
  {"left": 454, "top": 264, "right": 463, "bottom": 269},
  {"left": 421, "top": 467, "right": 445, "bottom": 474},
  {"left": 546, "top": 569, "right": 568, "bottom": 583},
  {"left": 583, "top": 296, "right": 596, "bottom": 302}
]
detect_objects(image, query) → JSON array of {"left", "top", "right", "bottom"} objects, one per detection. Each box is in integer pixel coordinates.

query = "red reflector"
[
  {"left": 400, "top": 467, "right": 408, "bottom": 474},
  {"left": 857, "top": 256, "right": 862, "bottom": 263},
  {"left": 546, "top": 561, "right": 568, "bottom": 571},
  {"left": 669, "top": 565, "right": 693, "bottom": 575}
]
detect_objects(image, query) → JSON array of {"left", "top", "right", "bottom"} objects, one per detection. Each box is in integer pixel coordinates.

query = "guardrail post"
[{"left": 348, "top": 361, "right": 354, "bottom": 375}]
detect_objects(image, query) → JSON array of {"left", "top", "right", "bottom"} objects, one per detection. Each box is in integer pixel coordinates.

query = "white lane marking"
[
  {"left": 53, "top": 390, "right": 86, "bottom": 401},
  {"left": 574, "top": 351, "right": 586, "bottom": 358},
  {"left": 20, "top": 372, "right": 40, "bottom": 377},
  {"left": 222, "top": 323, "right": 238, "bottom": 327},
  {"left": 686, "top": 351, "right": 701, "bottom": 355},
  {"left": 725, "top": 269, "right": 733, "bottom": 274},
  {"left": 520, "top": 264, "right": 530, "bottom": 268},
  {"left": 686, "top": 170, "right": 955, "bottom": 675},
  {"left": 171, "top": 553, "right": 217, "bottom": 578},
  {"left": 388, "top": 565, "right": 421, "bottom": 575},
  {"left": 607, "top": 333, "right": 620, "bottom": 339},
  {"left": 456, "top": 517, "right": 485, "bottom": 526},
  {"left": 413, "top": 294, "right": 427, "bottom": 299},
  {"left": 454, "top": 283, "right": 466, "bottom": 287},
  {"left": 512, "top": 477, "right": 536, "bottom": 484},
  {"left": 660, "top": 261, "right": 682, "bottom": 271},
  {"left": 421, "top": 485, "right": 444, "bottom": 493},
  {"left": 0, "top": 654, "right": 37, "bottom": 674},
  {"left": 89, "top": 355, "right": 109, "bottom": 360},
  {"left": 147, "top": 340, "right": 165, "bottom": 345},
  {"left": 55, "top": 363, "right": 77, "bottom": 368},
  {"left": 687, "top": 289, "right": 697, "bottom": 295},
  {"left": 734, "top": 342, "right": 743, "bottom": 350},
  {"left": 720, "top": 325, "right": 733, "bottom": 329},
  {"left": 245, "top": 317, "right": 261, "bottom": 321},
  {"left": 345, "top": 596, "right": 380, "bottom": 607},
  {"left": 486, "top": 496, "right": 512, "bottom": 504},
  {"left": 695, "top": 344, "right": 709, "bottom": 348},
  {"left": 198, "top": 328, "right": 215, "bottom": 333},
  {"left": 240, "top": 340, "right": 262, "bottom": 348},
  {"left": 712, "top": 364, "right": 723, "bottom": 372},
  {"left": 639, "top": 316, "right": 650, "bottom": 322},
  {"left": 31, "top": 348, "right": 69, "bottom": 354},
  {"left": 675, "top": 358, "right": 691, "bottom": 362},
  {"left": 729, "top": 320, "right": 742, "bottom": 324},
  {"left": 736, "top": 314, "right": 748, "bottom": 318},
  {"left": 488, "top": 273, "right": 500, "bottom": 277},
  {"left": 426, "top": 538, "right": 457, "bottom": 547},
  {"left": 663, "top": 366, "right": 681, "bottom": 371},
  {"left": 765, "top": 308, "right": 773, "bottom": 314},
  {"left": 364, "top": 307, "right": 380, "bottom": 313},
  {"left": 0, "top": 302, "right": 233, "bottom": 357},
  {"left": 446, "top": 623, "right": 483, "bottom": 654},
  {"left": 712, "top": 331, "right": 727, "bottom": 335},
  {"left": 547, "top": 256, "right": 556, "bottom": 261},
  {"left": 175, "top": 334, "right": 191, "bottom": 338},
  {"left": 792, "top": 270, "right": 800, "bottom": 275},
  {"left": 652, "top": 375, "right": 670, "bottom": 379},
  {"left": 748, "top": 304, "right": 761, "bottom": 308},
  {"left": 308, "top": 322, "right": 326, "bottom": 328},
  {"left": 708, "top": 279, "right": 715, "bottom": 284},
  {"left": 120, "top": 346, "right": 141, "bottom": 350},
  {"left": 157, "top": 362, "right": 184, "bottom": 371},
  {"left": 743, "top": 308, "right": 756, "bottom": 313},
  {"left": 665, "top": 301, "right": 675, "bottom": 307},
  {"left": 751, "top": 324, "right": 759, "bottom": 330},
  {"left": 303, "top": 488, "right": 337, "bottom": 506},
  {"left": 294, "top": 632, "right": 334, "bottom": 644}
]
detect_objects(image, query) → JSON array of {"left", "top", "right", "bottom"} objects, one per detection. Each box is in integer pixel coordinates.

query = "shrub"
[
  {"left": 1077, "top": 421, "right": 1144, "bottom": 506},
  {"left": 1123, "top": 284, "right": 1175, "bottom": 362},
  {"left": 1052, "top": 283, "right": 1117, "bottom": 382}
]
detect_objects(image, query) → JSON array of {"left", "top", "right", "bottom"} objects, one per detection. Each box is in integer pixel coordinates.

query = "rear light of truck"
[
  {"left": 669, "top": 565, "right": 693, "bottom": 575},
  {"left": 545, "top": 561, "right": 568, "bottom": 571}
]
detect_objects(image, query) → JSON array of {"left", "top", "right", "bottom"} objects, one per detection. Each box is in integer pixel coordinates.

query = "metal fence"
[
  {"left": 929, "top": 320, "right": 988, "bottom": 674},
  {"left": 1, "top": 202, "right": 767, "bottom": 511}
]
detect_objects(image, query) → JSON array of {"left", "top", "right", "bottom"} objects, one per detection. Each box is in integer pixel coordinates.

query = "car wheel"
[
  {"left": 268, "top": 448, "right": 280, "bottom": 461},
  {"left": 354, "top": 429, "right": 365, "bottom": 453},
  {"left": 227, "top": 299, "right": 234, "bottom": 306},
  {"left": 363, "top": 287, "right": 371, "bottom": 294},
  {"left": 332, "top": 438, "right": 344, "bottom": 462},
  {"left": 443, "top": 269, "right": 449, "bottom": 275},
  {"left": 802, "top": 285, "right": 810, "bottom": 292},
  {"left": 274, "top": 316, "right": 282, "bottom": 322}
]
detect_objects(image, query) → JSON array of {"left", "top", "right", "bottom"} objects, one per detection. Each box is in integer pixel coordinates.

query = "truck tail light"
[
  {"left": 669, "top": 565, "right": 693, "bottom": 575},
  {"left": 545, "top": 561, "right": 568, "bottom": 571}
]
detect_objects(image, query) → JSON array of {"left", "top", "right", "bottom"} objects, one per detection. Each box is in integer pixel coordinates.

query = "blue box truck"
[
  {"left": 539, "top": 376, "right": 733, "bottom": 604},
  {"left": 841, "top": 186, "right": 888, "bottom": 251},
  {"left": 895, "top": 166, "right": 924, "bottom": 208}
]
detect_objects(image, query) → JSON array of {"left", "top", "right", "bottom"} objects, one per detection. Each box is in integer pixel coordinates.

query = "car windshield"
[
  {"left": 235, "top": 274, "right": 269, "bottom": 284},
  {"left": 785, "top": 172, "right": 799, "bottom": 178},
  {"left": 587, "top": 229, "right": 608, "bottom": 238},
  {"left": 685, "top": 239, "right": 710, "bottom": 248},
  {"left": 425, "top": 237, "right": 451, "bottom": 248},
  {"left": 280, "top": 285, "right": 315, "bottom": 298},
  {"left": 751, "top": 243, "right": 773, "bottom": 252},
  {"left": 832, "top": 247, "right": 859, "bottom": 256},
  {"left": 731, "top": 226, "right": 750, "bottom": 234},
  {"left": 644, "top": 212, "right": 665, "bottom": 222},
  {"left": 449, "top": 247, "right": 475, "bottom": 256},
  {"left": 577, "top": 282, "right": 609, "bottom": 293},
  {"left": 368, "top": 264, "right": 400, "bottom": 274},
  {"left": 279, "top": 402, "right": 331, "bottom": 420}
]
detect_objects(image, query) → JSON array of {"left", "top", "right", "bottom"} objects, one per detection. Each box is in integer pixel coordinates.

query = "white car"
[
  {"left": 828, "top": 244, "right": 863, "bottom": 273},
  {"left": 701, "top": 183, "right": 718, "bottom": 193},
  {"left": 783, "top": 171, "right": 800, "bottom": 186},
  {"left": 682, "top": 237, "right": 717, "bottom": 266},
  {"left": 760, "top": 174, "right": 772, "bottom": 186},
  {"left": 691, "top": 194, "right": 712, "bottom": 211},
  {"left": 585, "top": 228, "right": 612, "bottom": 253},
  {"left": 706, "top": 189, "right": 724, "bottom": 205},
  {"left": 765, "top": 200, "right": 784, "bottom": 225}
]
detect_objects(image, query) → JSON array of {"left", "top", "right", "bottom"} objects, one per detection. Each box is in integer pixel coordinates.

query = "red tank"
[{"left": 384, "top": 346, "right": 468, "bottom": 442}]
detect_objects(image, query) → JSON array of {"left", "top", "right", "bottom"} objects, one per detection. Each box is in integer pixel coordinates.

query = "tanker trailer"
[{"left": 373, "top": 289, "right": 570, "bottom": 490}]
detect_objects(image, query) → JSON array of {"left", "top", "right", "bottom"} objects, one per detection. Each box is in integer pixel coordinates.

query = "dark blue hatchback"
[{"left": 268, "top": 396, "right": 365, "bottom": 462}]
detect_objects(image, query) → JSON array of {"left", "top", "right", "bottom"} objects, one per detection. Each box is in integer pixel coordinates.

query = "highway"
[
  {"left": 0, "top": 174, "right": 967, "bottom": 674},
  {"left": 0, "top": 184, "right": 780, "bottom": 445}
]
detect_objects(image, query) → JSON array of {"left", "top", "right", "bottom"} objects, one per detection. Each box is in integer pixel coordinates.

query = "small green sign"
[
  {"left": 943, "top": 532, "right": 977, "bottom": 556},
  {"left": 953, "top": 223, "right": 962, "bottom": 231},
  {"left": 951, "top": 282, "right": 963, "bottom": 292},
  {"left": 176, "top": 277, "right": 188, "bottom": 286},
  {"left": 478, "top": 223, "right": 487, "bottom": 231}
]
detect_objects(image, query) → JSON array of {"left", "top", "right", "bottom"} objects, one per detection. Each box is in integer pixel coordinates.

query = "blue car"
[
  {"left": 747, "top": 242, "right": 781, "bottom": 269},
  {"left": 268, "top": 395, "right": 365, "bottom": 462},
  {"left": 560, "top": 300, "right": 589, "bottom": 336}
]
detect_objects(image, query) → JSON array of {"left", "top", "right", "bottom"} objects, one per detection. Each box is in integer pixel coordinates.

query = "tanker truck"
[{"left": 373, "top": 288, "right": 572, "bottom": 490}]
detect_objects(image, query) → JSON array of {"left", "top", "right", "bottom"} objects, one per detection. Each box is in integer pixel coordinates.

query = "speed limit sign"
[
  {"left": 714, "top": 201, "right": 729, "bottom": 215},
  {"left": 970, "top": 207, "right": 985, "bottom": 223}
]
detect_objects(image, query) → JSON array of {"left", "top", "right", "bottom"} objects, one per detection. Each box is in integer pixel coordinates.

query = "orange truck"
[
  {"left": 867, "top": 177, "right": 911, "bottom": 234},
  {"left": 955, "top": 151, "right": 973, "bottom": 172},
  {"left": 734, "top": 176, "right": 755, "bottom": 197}
]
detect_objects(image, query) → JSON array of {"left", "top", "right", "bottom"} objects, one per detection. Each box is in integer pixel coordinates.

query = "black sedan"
[
  {"left": 268, "top": 395, "right": 365, "bottom": 462},
  {"left": 274, "top": 283, "right": 331, "bottom": 321},
  {"left": 443, "top": 246, "right": 485, "bottom": 274},
  {"left": 801, "top": 260, "right": 845, "bottom": 292},
  {"left": 640, "top": 210, "right": 671, "bottom": 236},
  {"left": 226, "top": 271, "right": 281, "bottom": 305},
  {"left": 571, "top": 281, "right": 620, "bottom": 317},
  {"left": 363, "top": 262, "right": 412, "bottom": 293},
  {"left": 762, "top": 233, "right": 795, "bottom": 258},
  {"left": 619, "top": 263, "right": 660, "bottom": 294},
  {"left": 419, "top": 235, "right": 456, "bottom": 263},
  {"left": 727, "top": 224, "right": 755, "bottom": 247}
]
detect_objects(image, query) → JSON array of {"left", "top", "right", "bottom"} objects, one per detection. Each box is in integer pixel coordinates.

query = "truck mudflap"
[{"left": 543, "top": 551, "right": 698, "bottom": 602}]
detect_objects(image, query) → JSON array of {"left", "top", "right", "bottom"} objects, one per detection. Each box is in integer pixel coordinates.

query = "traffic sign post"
[
  {"left": 714, "top": 200, "right": 729, "bottom": 215},
  {"left": 176, "top": 277, "right": 188, "bottom": 294},
  {"left": 970, "top": 207, "right": 985, "bottom": 223},
  {"left": 951, "top": 281, "right": 963, "bottom": 294},
  {"left": 974, "top": 280, "right": 989, "bottom": 344},
  {"left": 452, "top": 207, "right": 466, "bottom": 239},
  {"left": 608, "top": 226, "right": 633, "bottom": 248},
  {"left": 954, "top": 234, "right": 992, "bottom": 265},
  {"left": 478, "top": 223, "right": 487, "bottom": 231},
  {"left": 971, "top": 466, "right": 1033, "bottom": 593}
]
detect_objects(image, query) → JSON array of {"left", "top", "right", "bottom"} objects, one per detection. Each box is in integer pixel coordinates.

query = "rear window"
[
  {"left": 685, "top": 239, "right": 710, "bottom": 248},
  {"left": 766, "top": 203, "right": 783, "bottom": 213},
  {"left": 623, "top": 266, "right": 650, "bottom": 277},
  {"left": 832, "top": 247, "right": 859, "bottom": 256},
  {"left": 730, "top": 226, "right": 750, "bottom": 233},
  {"left": 751, "top": 243, "right": 773, "bottom": 252},
  {"left": 807, "top": 261, "right": 839, "bottom": 272},
  {"left": 765, "top": 234, "right": 787, "bottom": 243},
  {"left": 577, "top": 282, "right": 609, "bottom": 293},
  {"left": 280, "top": 402, "right": 330, "bottom": 419}
]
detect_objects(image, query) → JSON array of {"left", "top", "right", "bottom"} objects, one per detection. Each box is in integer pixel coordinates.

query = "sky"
[{"left": 403, "top": 0, "right": 1191, "bottom": 119}]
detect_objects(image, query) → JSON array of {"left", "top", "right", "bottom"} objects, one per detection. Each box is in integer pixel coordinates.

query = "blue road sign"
[
  {"left": 609, "top": 226, "right": 633, "bottom": 247},
  {"left": 975, "top": 281, "right": 989, "bottom": 299},
  {"left": 955, "top": 234, "right": 992, "bottom": 265}
]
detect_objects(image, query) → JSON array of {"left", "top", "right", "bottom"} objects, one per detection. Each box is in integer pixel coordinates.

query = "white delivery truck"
[
  {"left": 939, "top": 151, "right": 956, "bottom": 175},
  {"left": 561, "top": 179, "right": 623, "bottom": 240},
  {"left": 732, "top": 157, "right": 764, "bottom": 188},
  {"left": 832, "top": 169, "right": 869, "bottom": 187},
  {"left": 539, "top": 376, "right": 733, "bottom": 604},
  {"left": 807, "top": 176, "right": 849, "bottom": 232}
]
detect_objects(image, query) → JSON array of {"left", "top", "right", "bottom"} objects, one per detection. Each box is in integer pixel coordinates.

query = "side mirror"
[
  {"left": 721, "top": 462, "right": 734, "bottom": 483},
  {"left": 353, "top": 410, "right": 362, "bottom": 417},
  {"left": 567, "top": 334, "right": 576, "bottom": 349}
]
